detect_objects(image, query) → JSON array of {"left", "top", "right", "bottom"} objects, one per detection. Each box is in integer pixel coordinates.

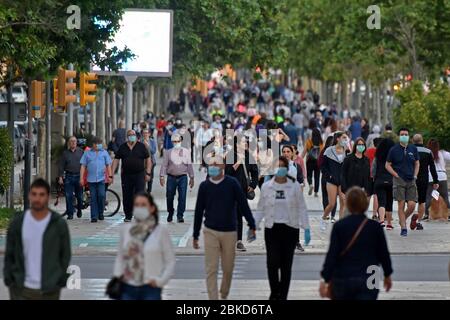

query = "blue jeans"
[
  {"left": 89, "top": 181, "right": 105, "bottom": 220},
  {"left": 121, "top": 283, "right": 162, "bottom": 300},
  {"left": 64, "top": 174, "right": 83, "bottom": 217},
  {"left": 166, "top": 175, "right": 188, "bottom": 219},
  {"left": 331, "top": 277, "right": 379, "bottom": 300}
]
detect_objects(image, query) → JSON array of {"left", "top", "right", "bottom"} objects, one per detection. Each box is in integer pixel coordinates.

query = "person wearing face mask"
[
  {"left": 341, "top": 138, "right": 371, "bottom": 196},
  {"left": 111, "top": 130, "right": 152, "bottom": 223},
  {"left": 160, "top": 134, "right": 194, "bottom": 223},
  {"left": 321, "top": 132, "right": 350, "bottom": 229},
  {"left": 193, "top": 158, "right": 256, "bottom": 300},
  {"left": 211, "top": 115, "right": 223, "bottom": 131},
  {"left": 141, "top": 129, "right": 157, "bottom": 193},
  {"left": 80, "top": 137, "right": 113, "bottom": 222},
  {"left": 256, "top": 157, "right": 310, "bottom": 300},
  {"left": 225, "top": 136, "right": 259, "bottom": 252},
  {"left": 385, "top": 128, "right": 420, "bottom": 237},
  {"left": 163, "top": 120, "right": 177, "bottom": 153},
  {"left": 113, "top": 192, "right": 175, "bottom": 300}
]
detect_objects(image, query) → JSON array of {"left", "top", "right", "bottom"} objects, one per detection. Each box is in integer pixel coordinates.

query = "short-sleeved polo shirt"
[{"left": 386, "top": 143, "right": 419, "bottom": 182}]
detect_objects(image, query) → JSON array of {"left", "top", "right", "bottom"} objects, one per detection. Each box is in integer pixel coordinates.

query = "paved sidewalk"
[
  {"left": 0, "top": 279, "right": 448, "bottom": 300},
  {"left": 1, "top": 160, "right": 449, "bottom": 256}
]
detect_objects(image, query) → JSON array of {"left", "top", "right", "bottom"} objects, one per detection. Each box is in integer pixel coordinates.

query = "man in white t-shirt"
[{"left": 4, "top": 178, "right": 71, "bottom": 300}]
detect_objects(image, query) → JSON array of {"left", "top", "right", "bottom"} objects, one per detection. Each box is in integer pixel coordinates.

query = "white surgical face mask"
[{"left": 133, "top": 206, "right": 149, "bottom": 221}]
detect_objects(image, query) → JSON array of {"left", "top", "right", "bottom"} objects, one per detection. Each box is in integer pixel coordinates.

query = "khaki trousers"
[{"left": 203, "top": 227, "right": 237, "bottom": 300}]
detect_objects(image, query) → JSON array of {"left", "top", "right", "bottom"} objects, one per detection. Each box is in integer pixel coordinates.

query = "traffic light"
[
  {"left": 31, "top": 80, "right": 46, "bottom": 118},
  {"left": 57, "top": 67, "right": 77, "bottom": 107},
  {"left": 80, "top": 72, "right": 97, "bottom": 106}
]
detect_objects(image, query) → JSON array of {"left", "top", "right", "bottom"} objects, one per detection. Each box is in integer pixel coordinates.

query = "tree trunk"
[
  {"left": 149, "top": 83, "right": 154, "bottom": 113},
  {"left": 364, "top": 81, "right": 371, "bottom": 119},
  {"left": 137, "top": 89, "right": 143, "bottom": 121},
  {"left": 111, "top": 88, "right": 117, "bottom": 133},
  {"left": 97, "top": 89, "right": 105, "bottom": 142},
  {"left": 340, "top": 80, "right": 347, "bottom": 110},
  {"left": 105, "top": 89, "right": 110, "bottom": 143},
  {"left": 133, "top": 89, "right": 138, "bottom": 124},
  {"left": 355, "top": 78, "right": 361, "bottom": 112},
  {"left": 321, "top": 81, "right": 327, "bottom": 104},
  {"left": 375, "top": 86, "right": 381, "bottom": 125},
  {"left": 90, "top": 101, "right": 96, "bottom": 136},
  {"left": 382, "top": 81, "right": 389, "bottom": 127},
  {"left": 337, "top": 82, "right": 342, "bottom": 112},
  {"left": 83, "top": 103, "right": 88, "bottom": 133}
]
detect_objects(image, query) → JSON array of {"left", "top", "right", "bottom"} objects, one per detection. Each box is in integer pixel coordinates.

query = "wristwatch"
[{"left": 146, "top": 172, "right": 152, "bottom": 176}]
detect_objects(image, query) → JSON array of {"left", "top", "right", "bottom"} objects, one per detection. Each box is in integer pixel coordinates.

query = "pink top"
[{"left": 294, "top": 157, "right": 307, "bottom": 178}]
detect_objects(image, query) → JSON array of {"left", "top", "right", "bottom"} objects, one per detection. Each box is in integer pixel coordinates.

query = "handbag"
[
  {"left": 326, "top": 218, "right": 368, "bottom": 299},
  {"left": 242, "top": 162, "right": 255, "bottom": 200},
  {"left": 106, "top": 276, "right": 123, "bottom": 300}
]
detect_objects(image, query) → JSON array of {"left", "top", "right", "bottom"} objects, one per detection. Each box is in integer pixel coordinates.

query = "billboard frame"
[{"left": 91, "top": 8, "right": 174, "bottom": 78}]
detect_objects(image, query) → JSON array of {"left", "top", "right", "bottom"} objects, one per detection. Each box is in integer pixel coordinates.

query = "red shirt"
[
  {"left": 366, "top": 147, "right": 377, "bottom": 177},
  {"left": 156, "top": 120, "right": 167, "bottom": 137}
]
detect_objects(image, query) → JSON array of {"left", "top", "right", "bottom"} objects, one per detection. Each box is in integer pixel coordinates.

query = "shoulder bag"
[
  {"left": 242, "top": 162, "right": 256, "bottom": 200},
  {"left": 326, "top": 218, "right": 368, "bottom": 299}
]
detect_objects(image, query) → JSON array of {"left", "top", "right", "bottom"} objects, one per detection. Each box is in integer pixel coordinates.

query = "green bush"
[
  {"left": 0, "top": 128, "right": 14, "bottom": 195},
  {"left": 394, "top": 81, "right": 450, "bottom": 150},
  {"left": 0, "top": 207, "right": 16, "bottom": 230}
]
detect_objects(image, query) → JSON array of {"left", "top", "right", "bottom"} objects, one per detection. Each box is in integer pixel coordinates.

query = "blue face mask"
[
  {"left": 96, "top": 144, "right": 103, "bottom": 151},
  {"left": 276, "top": 167, "right": 288, "bottom": 177},
  {"left": 399, "top": 135, "right": 409, "bottom": 144},
  {"left": 208, "top": 166, "right": 221, "bottom": 177},
  {"left": 128, "top": 135, "right": 137, "bottom": 143}
]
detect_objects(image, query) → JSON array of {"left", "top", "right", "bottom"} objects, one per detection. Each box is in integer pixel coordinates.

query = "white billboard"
[{"left": 92, "top": 9, "right": 173, "bottom": 77}]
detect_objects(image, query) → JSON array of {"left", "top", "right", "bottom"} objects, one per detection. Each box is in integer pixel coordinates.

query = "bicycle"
[{"left": 55, "top": 179, "right": 121, "bottom": 217}]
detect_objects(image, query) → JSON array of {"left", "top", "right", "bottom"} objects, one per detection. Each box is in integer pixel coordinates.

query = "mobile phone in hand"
[{"left": 247, "top": 229, "right": 256, "bottom": 243}]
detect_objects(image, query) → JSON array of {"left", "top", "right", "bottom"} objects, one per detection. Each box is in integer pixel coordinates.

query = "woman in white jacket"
[
  {"left": 113, "top": 192, "right": 175, "bottom": 300},
  {"left": 255, "top": 156, "right": 310, "bottom": 300}
]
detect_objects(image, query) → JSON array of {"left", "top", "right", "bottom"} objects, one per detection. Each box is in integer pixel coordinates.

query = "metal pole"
[
  {"left": 23, "top": 139, "right": 31, "bottom": 210},
  {"left": 46, "top": 80, "right": 51, "bottom": 183},
  {"left": 125, "top": 76, "right": 137, "bottom": 130},
  {"left": 66, "top": 63, "right": 74, "bottom": 136},
  {"left": 6, "top": 76, "right": 15, "bottom": 209}
]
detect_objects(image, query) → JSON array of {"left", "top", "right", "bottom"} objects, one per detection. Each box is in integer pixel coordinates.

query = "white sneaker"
[
  {"left": 331, "top": 218, "right": 336, "bottom": 223},
  {"left": 320, "top": 218, "right": 327, "bottom": 232}
]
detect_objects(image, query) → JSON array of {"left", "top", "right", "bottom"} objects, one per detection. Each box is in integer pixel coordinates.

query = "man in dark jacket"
[
  {"left": 4, "top": 178, "right": 71, "bottom": 300},
  {"left": 412, "top": 134, "right": 439, "bottom": 228}
]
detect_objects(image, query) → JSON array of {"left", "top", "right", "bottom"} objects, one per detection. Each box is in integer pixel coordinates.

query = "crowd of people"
[{"left": 3, "top": 78, "right": 449, "bottom": 301}]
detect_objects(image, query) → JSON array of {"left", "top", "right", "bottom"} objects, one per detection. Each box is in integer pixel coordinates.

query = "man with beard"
[{"left": 4, "top": 178, "right": 71, "bottom": 300}]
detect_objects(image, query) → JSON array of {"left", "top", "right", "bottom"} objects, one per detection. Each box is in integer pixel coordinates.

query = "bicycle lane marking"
[{"left": 78, "top": 218, "right": 123, "bottom": 247}]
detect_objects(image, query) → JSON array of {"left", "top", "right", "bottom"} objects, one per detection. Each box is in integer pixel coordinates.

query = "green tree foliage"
[
  {"left": 0, "top": 128, "right": 14, "bottom": 194},
  {"left": 394, "top": 81, "right": 450, "bottom": 149},
  {"left": 0, "top": 0, "right": 134, "bottom": 84}
]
